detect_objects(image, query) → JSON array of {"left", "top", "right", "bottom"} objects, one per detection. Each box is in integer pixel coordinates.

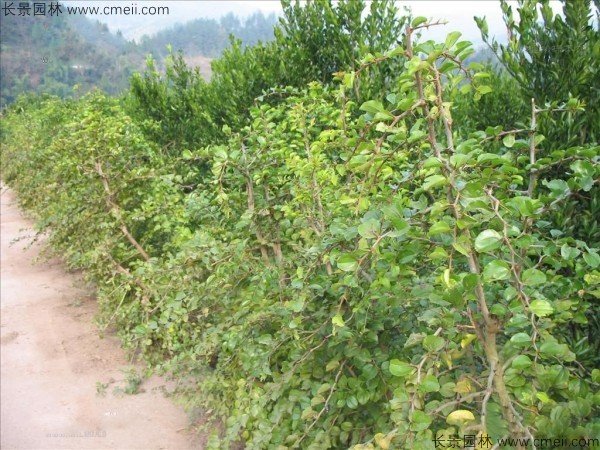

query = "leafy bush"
[
  {"left": 275, "top": 0, "right": 409, "bottom": 101},
  {"left": 476, "top": 0, "right": 600, "bottom": 147},
  {"left": 126, "top": 0, "right": 412, "bottom": 160},
  {"left": 451, "top": 66, "right": 529, "bottom": 138},
  {"left": 2, "top": 9, "right": 599, "bottom": 450},
  {"left": 127, "top": 52, "right": 214, "bottom": 152},
  {"left": 474, "top": 0, "right": 600, "bottom": 367}
]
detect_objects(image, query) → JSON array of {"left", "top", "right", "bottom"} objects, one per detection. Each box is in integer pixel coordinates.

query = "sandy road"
[{"left": 0, "top": 185, "right": 202, "bottom": 450}]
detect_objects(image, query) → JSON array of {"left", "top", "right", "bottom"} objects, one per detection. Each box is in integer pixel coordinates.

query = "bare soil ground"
[{"left": 1, "top": 185, "right": 203, "bottom": 450}]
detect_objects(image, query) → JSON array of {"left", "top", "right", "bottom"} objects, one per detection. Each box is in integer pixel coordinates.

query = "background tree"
[
  {"left": 275, "top": 0, "right": 409, "bottom": 101},
  {"left": 475, "top": 0, "right": 600, "bottom": 372},
  {"left": 476, "top": 0, "right": 600, "bottom": 147},
  {"left": 476, "top": 0, "right": 599, "bottom": 247},
  {"left": 127, "top": 0, "right": 412, "bottom": 159}
]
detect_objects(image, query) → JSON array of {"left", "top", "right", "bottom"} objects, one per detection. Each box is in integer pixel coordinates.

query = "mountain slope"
[
  {"left": 0, "top": 5, "right": 145, "bottom": 106},
  {"left": 0, "top": 4, "right": 278, "bottom": 107}
]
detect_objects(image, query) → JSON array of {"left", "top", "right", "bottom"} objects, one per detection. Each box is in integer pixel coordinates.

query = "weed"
[{"left": 96, "top": 381, "right": 109, "bottom": 397}]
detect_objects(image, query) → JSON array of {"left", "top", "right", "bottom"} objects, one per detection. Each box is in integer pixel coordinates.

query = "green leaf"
[
  {"left": 511, "top": 355, "right": 532, "bottom": 370},
  {"left": 214, "top": 147, "right": 227, "bottom": 160},
  {"left": 560, "top": 244, "right": 581, "bottom": 261},
  {"left": 311, "top": 395, "right": 325, "bottom": 407},
  {"left": 423, "top": 157, "right": 442, "bottom": 168},
  {"left": 450, "top": 153, "right": 470, "bottom": 168},
  {"left": 361, "top": 364, "right": 378, "bottom": 381},
  {"left": 478, "top": 153, "right": 503, "bottom": 164},
  {"left": 583, "top": 251, "right": 600, "bottom": 268},
  {"left": 507, "top": 196, "right": 539, "bottom": 217},
  {"left": 326, "top": 360, "right": 340, "bottom": 372},
  {"left": 360, "top": 100, "right": 384, "bottom": 114},
  {"left": 346, "top": 396, "right": 358, "bottom": 409},
  {"left": 419, "top": 375, "right": 440, "bottom": 393},
  {"left": 505, "top": 370, "right": 526, "bottom": 387},
  {"left": 404, "top": 332, "right": 426, "bottom": 348},
  {"left": 490, "top": 304, "right": 507, "bottom": 316},
  {"left": 453, "top": 242, "right": 470, "bottom": 256},
  {"left": 332, "top": 314, "right": 346, "bottom": 328},
  {"left": 539, "top": 341, "right": 566, "bottom": 357},
  {"left": 358, "top": 218, "right": 380, "bottom": 238},
  {"left": 522, "top": 268, "right": 546, "bottom": 286},
  {"left": 388, "top": 46, "right": 405, "bottom": 57},
  {"left": 428, "top": 221, "right": 451, "bottom": 236},
  {"left": 486, "top": 402, "right": 508, "bottom": 441},
  {"left": 408, "top": 129, "right": 426, "bottom": 143},
  {"left": 357, "top": 390, "right": 370, "bottom": 405},
  {"left": 288, "top": 298, "right": 305, "bottom": 313},
  {"left": 344, "top": 72, "right": 355, "bottom": 89},
  {"left": 389, "top": 359, "right": 414, "bottom": 377},
  {"left": 134, "top": 324, "right": 148, "bottom": 335},
  {"left": 444, "top": 31, "right": 462, "bottom": 49},
  {"left": 422, "top": 174, "right": 447, "bottom": 191},
  {"left": 536, "top": 392, "right": 553, "bottom": 404},
  {"left": 430, "top": 247, "right": 448, "bottom": 259},
  {"left": 483, "top": 260, "right": 511, "bottom": 281},
  {"left": 474, "top": 229, "right": 503, "bottom": 252},
  {"left": 412, "top": 16, "right": 428, "bottom": 27},
  {"left": 460, "top": 84, "right": 472, "bottom": 95},
  {"left": 529, "top": 299, "right": 553, "bottom": 317},
  {"left": 510, "top": 333, "right": 531, "bottom": 346},
  {"left": 410, "top": 410, "right": 432, "bottom": 431},
  {"left": 570, "top": 160, "right": 594, "bottom": 178},
  {"left": 475, "top": 16, "right": 488, "bottom": 36},
  {"left": 423, "top": 335, "right": 445, "bottom": 352},
  {"left": 337, "top": 254, "right": 358, "bottom": 272},
  {"left": 534, "top": 134, "right": 545, "bottom": 146},
  {"left": 502, "top": 134, "right": 516, "bottom": 148},
  {"left": 543, "top": 179, "right": 569, "bottom": 196},
  {"left": 388, "top": 218, "right": 410, "bottom": 237},
  {"left": 475, "top": 85, "right": 492, "bottom": 98}
]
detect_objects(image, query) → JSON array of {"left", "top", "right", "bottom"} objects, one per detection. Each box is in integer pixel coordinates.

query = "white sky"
[{"left": 63, "top": 1, "right": 565, "bottom": 46}]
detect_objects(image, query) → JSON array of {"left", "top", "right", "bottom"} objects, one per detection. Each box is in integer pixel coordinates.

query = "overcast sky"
[{"left": 63, "top": 1, "right": 565, "bottom": 46}]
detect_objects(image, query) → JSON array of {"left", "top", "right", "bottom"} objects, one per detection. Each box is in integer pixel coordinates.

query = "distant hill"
[
  {"left": 0, "top": 3, "right": 278, "bottom": 107},
  {"left": 0, "top": 3, "right": 146, "bottom": 106},
  {"left": 467, "top": 46, "right": 501, "bottom": 66},
  {"left": 139, "top": 12, "right": 278, "bottom": 59}
]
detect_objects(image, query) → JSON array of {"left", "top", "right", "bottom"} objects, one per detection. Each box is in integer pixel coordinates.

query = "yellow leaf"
[
  {"left": 446, "top": 409, "right": 475, "bottom": 425},
  {"left": 450, "top": 348, "right": 466, "bottom": 361},
  {"left": 443, "top": 268, "right": 451, "bottom": 287},
  {"left": 454, "top": 378, "right": 473, "bottom": 394},
  {"left": 374, "top": 432, "right": 394, "bottom": 450},
  {"left": 442, "top": 351, "right": 453, "bottom": 369},
  {"left": 461, "top": 333, "right": 477, "bottom": 348}
]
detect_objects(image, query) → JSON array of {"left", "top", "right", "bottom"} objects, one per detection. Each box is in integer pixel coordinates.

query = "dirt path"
[{"left": 1, "top": 185, "right": 202, "bottom": 450}]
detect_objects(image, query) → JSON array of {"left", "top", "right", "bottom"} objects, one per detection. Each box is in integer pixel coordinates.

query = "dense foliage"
[
  {"left": 1, "top": 1, "right": 599, "bottom": 449},
  {"left": 275, "top": 0, "right": 408, "bottom": 102},
  {"left": 475, "top": 0, "right": 600, "bottom": 368},
  {"left": 476, "top": 0, "right": 600, "bottom": 147},
  {"left": 475, "top": 0, "right": 600, "bottom": 244},
  {"left": 127, "top": 0, "right": 414, "bottom": 160}
]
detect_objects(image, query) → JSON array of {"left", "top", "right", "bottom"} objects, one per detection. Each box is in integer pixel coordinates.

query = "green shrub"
[{"left": 2, "top": 10, "right": 598, "bottom": 450}]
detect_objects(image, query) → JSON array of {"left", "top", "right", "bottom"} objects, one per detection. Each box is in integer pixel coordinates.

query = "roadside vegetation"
[{"left": 1, "top": 1, "right": 598, "bottom": 448}]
